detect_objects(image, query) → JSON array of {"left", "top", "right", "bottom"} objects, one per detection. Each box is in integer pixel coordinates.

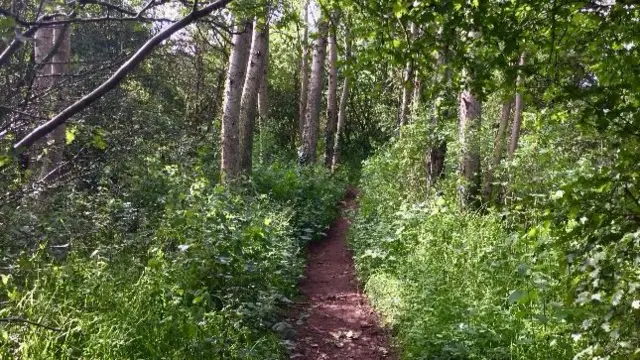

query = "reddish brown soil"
[{"left": 290, "top": 188, "right": 394, "bottom": 360}]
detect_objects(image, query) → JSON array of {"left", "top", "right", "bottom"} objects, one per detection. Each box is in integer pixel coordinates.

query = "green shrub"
[
  {"left": 0, "top": 161, "right": 343, "bottom": 359},
  {"left": 350, "top": 111, "right": 640, "bottom": 359},
  {"left": 350, "top": 193, "right": 572, "bottom": 359}
]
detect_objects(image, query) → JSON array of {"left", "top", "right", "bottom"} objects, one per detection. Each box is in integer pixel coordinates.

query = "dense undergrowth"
[
  {"left": 349, "top": 101, "right": 640, "bottom": 359},
  {"left": 0, "top": 159, "right": 344, "bottom": 359}
]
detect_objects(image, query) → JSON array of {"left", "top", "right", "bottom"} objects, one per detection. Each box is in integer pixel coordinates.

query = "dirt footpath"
[{"left": 290, "top": 188, "right": 394, "bottom": 360}]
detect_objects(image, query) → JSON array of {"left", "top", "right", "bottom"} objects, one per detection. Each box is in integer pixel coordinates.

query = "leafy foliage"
[{"left": 0, "top": 160, "right": 344, "bottom": 359}]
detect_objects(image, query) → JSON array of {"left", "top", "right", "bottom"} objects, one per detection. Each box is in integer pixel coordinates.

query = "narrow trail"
[{"left": 290, "top": 187, "right": 393, "bottom": 360}]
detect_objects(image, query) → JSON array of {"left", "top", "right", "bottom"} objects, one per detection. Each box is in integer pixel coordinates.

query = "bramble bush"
[{"left": 0, "top": 159, "right": 344, "bottom": 359}]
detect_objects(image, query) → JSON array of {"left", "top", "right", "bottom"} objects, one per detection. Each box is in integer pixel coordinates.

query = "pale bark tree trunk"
[
  {"left": 398, "top": 22, "right": 417, "bottom": 127},
  {"left": 220, "top": 19, "right": 253, "bottom": 182},
  {"left": 411, "top": 71, "right": 421, "bottom": 115},
  {"left": 239, "top": 17, "right": 269, "bottom": 174},
  {"left": 458, "top": 89, "right": 482, "bottom": 208},
  {"left": 257, "top": 27, "right": 270, "bottom": 166},
  {"left": 508, "top": 52, "right": 526, "bottom": 160},
  {"left": 399, "top": 66, "right": 413, "bottom": 127},
  {"left": 331, "top": 22, "right": 351, "bottom": 173},
  {"left": 323, "top": 20, "right": 338, "bottom": 168},
  {"left": 298, "top": 16, "right": 328, "bottom": 165},
  {"left": 482, "top": 101, "right": 512, "bottom": 203},
  {"left": 298, "top": 0, "right": 310, "bottom": 143},
  {"left": 33, "top": 18, "right": 70, "bottom": 183}
]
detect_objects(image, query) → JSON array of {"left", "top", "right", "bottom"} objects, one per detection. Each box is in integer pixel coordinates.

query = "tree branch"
[
  {"left": 0, "top": 317, "right": 62, "bottom": 331},
  {"left": 13, "top": 0, "right": 234, "bottom": 151}
]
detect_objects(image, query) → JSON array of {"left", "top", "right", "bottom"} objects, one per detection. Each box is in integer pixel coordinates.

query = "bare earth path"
[{"left": 290, "top": 188, "right": 393, "bottom": 360}]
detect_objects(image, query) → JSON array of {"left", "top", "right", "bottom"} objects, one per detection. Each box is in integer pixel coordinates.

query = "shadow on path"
[{"left": 290, "top": 187, "right": 394, "bottom": 360}]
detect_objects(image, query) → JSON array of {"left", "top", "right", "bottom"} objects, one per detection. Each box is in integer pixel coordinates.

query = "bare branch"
[
  {"left": 136, "top": 0, "right": 157, "bottom": 17},
  {"left": 14, "top": 0, "right": 234, "bottom": 151}
]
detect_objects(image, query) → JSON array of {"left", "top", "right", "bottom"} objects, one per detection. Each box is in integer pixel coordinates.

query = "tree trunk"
[
  {"left": 331, "top": 22, "right": 351, "bottom": 173},
  {"left": 298, "top": 0, "right": 310, "bottom": 144},
  {"left": 426, "top": 35, "right": 452, "bottom": 190},
  {"left": 239, "top": 18, "right": 269, "bottom": 175},
  {"left": 426, "top": 141, "right": 447, "bottom": 190},
  {"left": 220, "top": 19, "right": 253, "bottom": 182},
  {"left": 482, "top": 101, "right": 512, "bottom": 203},
  {"left": 398, "top": 22, "right": 417, "bottom": 127},
  {"left": 323, "top": 21, "right": 338, "bottom": 168},
  {"left": 298, "top": 16, "right": 328, "bottom": 165},
  {"left": 458, "top": 89, "right": 482, "bottom": 208},
  {"left": 508, "top": 52, "right": 526, "bottom": 160},
  {"left": 411, "top": 71, "right": 421, "bottom": 114},
  {"left": 398, "top": 65, "right": 413, "bottom": 127},
  {"left": 257, "top": 27, "right": 270, "bottom": 166},
  {"left": 33, "top": 18, "right": 70, "bottom": 183}
]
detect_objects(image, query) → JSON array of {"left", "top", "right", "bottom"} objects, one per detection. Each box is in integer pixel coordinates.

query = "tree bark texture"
[
  {"left": 398, "top": 22, "right": 417, "bottom": 127},
  {"left": 298, "top": 0, "right": 310, "bottom": 144},
  {"left": 508, "top": 52, "right": 526, "bottom": 160},
  {"left": 220, "top": 19, "right": 253, "bottom": 182},
  {"left": 331, "top": 23, "right": 351, "bottom": 173},
  {"left": 33, "top": 18, "right": 70, "bottom": 182},
  {"left": 239, "top": 18, "right": 269, "bottom": 174},
  {"left": 257, "top": 26, "right": 270, "bottom": 166},
  {"left": 323, "top": 24, "right": 338, "bottom": 167},
  {"left": 483, "top": 101, "right": 512, "bottom": 203},
  {"left": 458, "top": 89, "right": 482, "bottom": 208},
  {"left": 298, "top": 16, "right": 328, "bottom": 165}
]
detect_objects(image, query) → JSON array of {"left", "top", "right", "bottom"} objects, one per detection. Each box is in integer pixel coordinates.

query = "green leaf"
[
  {"left": 0, "top": 154, "right": 10, "bottom": 168},
  {"left": 92, "top": 131, "right": 108, "bottom": 150},
  {"left": 508, "top": 290, "right": 526, "bottom": 304},
  {"left": 393, "top": 2, "right": 406, "bottom": 18},
  {"left": 66, "top": 127, "right": 77, "bottom": 145}
]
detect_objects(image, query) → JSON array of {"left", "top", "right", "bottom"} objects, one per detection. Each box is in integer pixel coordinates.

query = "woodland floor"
[{"left": 290, "top": 187, "right": 394, "bottom": 360}]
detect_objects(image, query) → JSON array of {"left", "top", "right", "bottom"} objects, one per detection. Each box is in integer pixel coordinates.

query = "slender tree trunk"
[
  {"left": 398, "top": 22, "right": 417, "bottom": 127},
  {"left": 483, "top": 101, "right": 512, "bottom": 203},
  {"left": 33, "top": 18, "right": 70, "bottom": 183},
  {"left": 411, "top": 71, "right": 421, "bottom": 114},
  {"left": 257, "top": 27, "right": 270, "bottom": 166},
  {"left": 323, "top": 20, "right": 338, "bottom": 167},
  {"left": 239, "top": 17, "right": 269, "bottom": 174},
  {"left": 426, "top": 140, "right": 447, "bottom": 190},
  {"left": 331, "top": 22, "right": 351, "bottom": 173},
  {"left": 258, "top": 32, "right": 269, "bottom": 123},
  {"left": 298, "top": 16, "right": 328, "bottom": 165},
  {"left": 220, "top": 19, "right": 253, "bottom": 182},
  {"left": 298, "top": 0, "right": 310, "bottom": 143},
  {"left": 426, "top": 35, "right": 452, "bottom": 190},
  {"left": 508, "top": 52, "right": 526, "bottom": 160},
  {"left": 458, "top": 89, "right": 482, "bottom": 208},
  {"left": 399, "top": 66, "right": 413, "bottom": 127}
]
